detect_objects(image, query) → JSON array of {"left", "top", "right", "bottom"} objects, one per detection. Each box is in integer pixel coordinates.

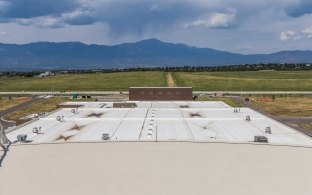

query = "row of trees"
[{"left": 0, "top": 63, "right": 311, "bottom": 77}]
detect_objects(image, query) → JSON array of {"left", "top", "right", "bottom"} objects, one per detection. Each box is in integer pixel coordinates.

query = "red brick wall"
[{"left": 56, "top": 104, "right": 83, "bottom": 109}]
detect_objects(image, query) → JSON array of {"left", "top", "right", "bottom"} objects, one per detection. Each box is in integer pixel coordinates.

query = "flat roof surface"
[
  {"left": 1, "top": 142, "right": 312, "bottom": 195},
  {"left": 6, "top": 101, "right": 312, "bottom": 146}
]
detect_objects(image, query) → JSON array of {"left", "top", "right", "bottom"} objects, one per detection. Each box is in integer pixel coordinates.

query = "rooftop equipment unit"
[
  {"left": 32, "top": 127, "right": 42, "bottom": 134},
  {"left": 56, "top": 116, "right": 65, "bottom": 122},
  {"left": 102, "top": 134, "right": 110, "bottom": 140},
  {"left": 254, "top": 136, "right": 268, "bottom": 143},
  {"left": 265, "top": 127, "right": 272, "bottom": 134},
  {"left": 17, "top": 134, "right": 27, "bottom": 143},
  {"left": 246, "top": 116, "right": 251, "bottom": 121},
  {"left": 234, "top": 108, "right": 238, "bottom": 113}
]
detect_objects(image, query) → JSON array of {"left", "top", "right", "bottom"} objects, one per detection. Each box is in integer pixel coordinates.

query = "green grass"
[
  {"left": 172, "top": 71, "right": 312, "bottom": 91},
  {"left": 5, "top": 97, "right": 69, "bottom": 122},
  {"left": 251, "top": 96, "right": 312, "bottom": 117},
  {"left": 0, "top": 71, "right": 167, "bottom": 92},
  {"left": 1, "top": 71, "right": 311, "bottom": 91},
  {"left": 0, "top": 97, "right": 30, "bottom": 112},
  {"left": 300, "top": 123, "right": 312, "bottom": 131},
  {"left": 196, "top": 96, "right": 243, "bottom": 107}
]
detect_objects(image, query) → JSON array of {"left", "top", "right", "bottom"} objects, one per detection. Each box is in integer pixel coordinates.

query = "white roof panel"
[{"left": 7, "top": 101, "right": 312, "bottom": 147}]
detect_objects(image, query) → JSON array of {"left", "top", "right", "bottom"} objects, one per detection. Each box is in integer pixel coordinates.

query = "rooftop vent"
[
  {"left": 246, "top": 116, "right": 251, "bottom": 121},
  {"left": 147, "top": 132, "right": 153, "bottom": 138},
  {"left": 57, "top": 116, "right": 65, "bottom": 122},
  {"left": 265, "top": 127, "right": 272, "bottom": 134},
  {"left": 32, "top": 127, "right": 42, "bottom": 134},
  {"left": 102, "top": 134, "right": 110, "bottom": 140},
  {"left": 17, "top": 134, "right": 27, "bottom": 143},
  {"left": 254, "top": 136, "right": 268, "bottom": 143}
]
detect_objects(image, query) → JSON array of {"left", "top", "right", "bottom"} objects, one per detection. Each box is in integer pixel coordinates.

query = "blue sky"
[{"left": 0, "top": 0, "right": 311, "bottom": 54}]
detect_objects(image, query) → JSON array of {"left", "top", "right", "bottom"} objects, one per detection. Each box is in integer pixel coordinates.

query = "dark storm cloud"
[
  {"left": 0, "top": 0, "right": 230, "bottom": 31},
  {"left": 1, "top": 0, "right": 312, "bottom": 53},
  {"left": 1, "top": 0, "right": 312, "bottom": 30},
  {"left": 62, "top": 9, "right": 97, "bottom": 26},
  {"left": 0, "top": 0, "right": 79, "bottom": 18},
  {"left": 95, "top": 1, "right": 205, "bottom": 34},
  {"left": 286, "top": 0, "right": 312, "bottom": 17}
]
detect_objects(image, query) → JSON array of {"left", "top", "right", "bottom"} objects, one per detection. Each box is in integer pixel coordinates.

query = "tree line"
[{"left": 0, "top": 63, "right": 311, "bottom": 77}]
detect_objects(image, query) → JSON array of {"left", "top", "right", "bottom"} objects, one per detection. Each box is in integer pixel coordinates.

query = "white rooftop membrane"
[{"left": 6, "top": 101, "right": 312, "bottom": 146}]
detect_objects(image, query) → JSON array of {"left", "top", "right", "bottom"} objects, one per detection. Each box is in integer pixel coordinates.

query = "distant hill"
[{"left": 0, "top": 39, "right": 311, "bottom": 71}]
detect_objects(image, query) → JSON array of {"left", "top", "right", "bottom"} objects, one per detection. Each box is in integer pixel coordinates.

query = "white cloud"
[
  {"left": 0, "top": 31, "right": 8, "bottom": 36},
  {"left": 0, "top": 1, "right": 9, "bottom": 11},
  {"left": 280, "top": 30, "right": 295, "bottom": 41},
  {"left": 302, "top": 26, "right": 312, "bottom": 38},
  {"left": 150, "top": 5, "right": 159, "bottom": 11},
  {"left": 15, "top": 17, "right": 64, "bottom": 28},
  {"left": 185, "top": 11, "right": 235, "bottom": 29},
  {"left": 293, "top": 36, "right": 301, "bottom": 40}
]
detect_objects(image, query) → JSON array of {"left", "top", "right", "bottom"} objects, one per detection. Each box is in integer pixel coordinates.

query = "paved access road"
[
  {"left": 0, "top": 97, "right": 42, "bottom": 129},
  {"left": 231, "top": 96, "right": 312, "bottom": 136}
]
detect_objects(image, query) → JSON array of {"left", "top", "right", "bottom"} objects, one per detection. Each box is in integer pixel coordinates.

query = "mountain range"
[{"left": 0, "top": 39, "right": 311, "bottom": 71}]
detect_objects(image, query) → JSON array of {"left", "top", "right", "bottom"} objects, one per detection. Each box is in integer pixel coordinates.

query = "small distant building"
[
  {"left": 37, "top": 71, "right": 54, "bottom": 78},
  {"left": 258, "top": 70, "right": 275, "bottom": 72},
  {"left": 129, "top": 87, "right": 193, "bottom": 101}
]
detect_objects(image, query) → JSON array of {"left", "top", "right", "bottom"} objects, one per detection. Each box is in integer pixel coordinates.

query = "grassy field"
[
  {"left": 0, "top": 71, "right": 311, "bottom": 91},
  {"left": 173, "top": 71, "right": 312, "bottom": 91},
  {"left": 0, "top": 72, "right": 167, "bottom": 92},
  {"left": 251, "top": 96, "right": 312, "bottom": 117},
  {"left": 196, "top": 96, "right": 243, "bottom": 107},
  {"left": 5, "top": 97, "right": 69, "bottom": 121},
  {"left": 0, "top": 97, "right": 30, "bottom": 112},
  {"left": 300, "top": 124, "right": 312, "bottom": 131}
]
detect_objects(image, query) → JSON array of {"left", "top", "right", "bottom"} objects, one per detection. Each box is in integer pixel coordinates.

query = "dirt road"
[{"left": 166, "top": 73, "right": 175, "bottom": 87}]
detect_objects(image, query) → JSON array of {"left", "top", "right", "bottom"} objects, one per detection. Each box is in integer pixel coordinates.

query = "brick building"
[{"left": 129, "top": 87, "right": 193, "bottom": 101}]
